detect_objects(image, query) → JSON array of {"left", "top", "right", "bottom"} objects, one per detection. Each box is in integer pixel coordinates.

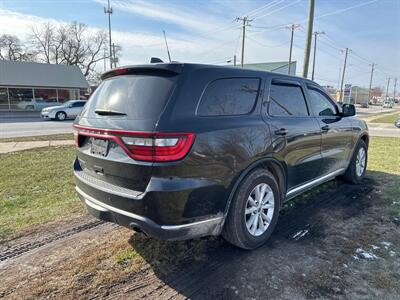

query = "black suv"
[{"left": 73, "top": 63, "right": 369, "bottom": 249}]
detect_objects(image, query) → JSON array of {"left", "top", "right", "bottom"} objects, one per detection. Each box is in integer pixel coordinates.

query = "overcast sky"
[{"left": 1, "top": 0, "right": 399, "bottom": 89}]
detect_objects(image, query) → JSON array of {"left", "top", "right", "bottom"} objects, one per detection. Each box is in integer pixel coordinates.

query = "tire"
[
  {"left": 55, "top": 111, "right": 67, "bottom": 121},
  {"left": 342, "top": 140, "right": 368, "bottom": 184},
  {"left": 222, "top": 169, "right": 281, "bottom": 250}
]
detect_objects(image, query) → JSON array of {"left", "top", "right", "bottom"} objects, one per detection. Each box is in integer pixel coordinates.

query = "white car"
[
  {"left": 17, "top": 99, "right": 59, "bottom": 111},
  {"left": 383, "top": 101, "right": 393, "bottom": 108},
  {"left": 41, "top": 100, "right": 87, "bottom": 121}
]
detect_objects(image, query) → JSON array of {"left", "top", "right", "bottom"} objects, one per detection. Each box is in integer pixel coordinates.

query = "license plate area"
[{"left": 90, "top": 137, "right": 109, "bottom": 157}]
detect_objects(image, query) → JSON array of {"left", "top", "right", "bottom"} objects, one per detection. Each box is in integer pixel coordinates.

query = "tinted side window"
[
  {"left": 307, "top": 88, "right": 337, "bottom": 116},
  {"left": 73, "top": 102, "right": 85, "bottom": 107},
  {"left": 198, "top": 78, "right": 260, "bottom": 116},
  {"left": 268, "top": 83, "right": 308, "bottom": 117}
]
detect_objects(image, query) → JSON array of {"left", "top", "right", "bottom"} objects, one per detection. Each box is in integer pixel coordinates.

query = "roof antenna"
[{"left": 163, "top": 30, "right": 172, "bottom": 62}]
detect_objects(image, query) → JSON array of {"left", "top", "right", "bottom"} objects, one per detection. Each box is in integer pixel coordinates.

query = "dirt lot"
[
  {"left": 0, "top": 138, "right": 399, "bottom": 299},
  {"left": 0, "top": 174, "right": 399, "bottom": 299}
]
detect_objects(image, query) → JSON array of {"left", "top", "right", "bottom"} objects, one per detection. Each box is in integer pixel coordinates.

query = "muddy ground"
[{"left": 0, "top": 174, "right": 399, "bottom": 299}]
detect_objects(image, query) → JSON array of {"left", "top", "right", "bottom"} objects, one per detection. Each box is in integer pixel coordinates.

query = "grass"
[
  {"left": 370, "top": 113, "right": 399, "bottom": 124},
  {"left": 0, "top": 146, "right": 84, "bottom": 239},
  {"left": 367, "top": 136, "right": 400, "bottom": 216},
  {"left": 0, "top": 133, "right": 73, "bottom": 143}
]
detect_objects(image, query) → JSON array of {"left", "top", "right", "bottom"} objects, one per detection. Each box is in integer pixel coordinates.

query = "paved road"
[
  {"left": 356, "top": 105, "right": 399, "bottom": 117},
  {"left": 0, "top": 107, "right": 399, "bottom": 138},
  {"left": 0, "top": 118, "right": 73, "bottom": 138},
  {"left": 368, "top": 123, "right": 400, "bottom": 137}
]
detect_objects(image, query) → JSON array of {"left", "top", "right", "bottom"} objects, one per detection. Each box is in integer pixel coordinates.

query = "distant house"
[
  {"left": 0, "top": 60, "right": 89, "bottom": 111},
  {"left": 240, "top": 61, "right": 297, "bottom": 76}
]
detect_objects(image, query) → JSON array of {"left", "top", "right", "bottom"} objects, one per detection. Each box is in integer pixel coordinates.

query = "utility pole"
[
  {"left": 163, "top": 30, "right": 172, "bottom": 62},
  {"left": 302, "top": 0, "right": 315, "bottom": 78},
  {"left": 112, "top": 43, "right": 117, "bottom": 68},
  {"left": 311, "top": 31, "right": 325, "bottom": 80},
  {"left": 385, "top": 77, "right": 391, "bottom": 99},
  {"left": 103, "top": 48, "right": 106, "bottom": 72},
  {"left": 237, "top": 16, "right": 252, "bottom": 68},
  {"left": 287, "top": 24, "right": 300, "bottom": 75},
  {"left": 233, "top": 55, "right": 237, "bottom": 66},
  {"left": 368, "top": 63, "right": 375, "bottom": 102},
  {"left": 104, "top": 0, "right": 113, "bottom": 69},
  {"left": 339, "top": 48, "right": 350, "bottom": 102},
  {"left": 393, "top": 78, "right": 398, "bottom": 100}
]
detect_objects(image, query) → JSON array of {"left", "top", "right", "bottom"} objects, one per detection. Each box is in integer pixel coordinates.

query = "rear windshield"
[{"left": 82, "top": 74, "right": 176, "bottom": 120}]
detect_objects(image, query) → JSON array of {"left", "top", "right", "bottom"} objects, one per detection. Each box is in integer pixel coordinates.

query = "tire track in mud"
[
  {"left": 0, "top": 220, "right": 105, "bottom": 262},
  {"left": 107, "top": 180, "right": 375, "bottom": 299}
]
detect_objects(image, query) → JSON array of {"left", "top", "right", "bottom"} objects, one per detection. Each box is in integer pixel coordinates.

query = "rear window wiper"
[{"left": 94, "top": 109, "right": 127, "bottom": 116}]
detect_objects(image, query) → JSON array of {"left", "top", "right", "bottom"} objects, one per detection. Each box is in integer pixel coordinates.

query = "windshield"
[{"left": 81, "top": 74, "right": 177, "bottom": 120}]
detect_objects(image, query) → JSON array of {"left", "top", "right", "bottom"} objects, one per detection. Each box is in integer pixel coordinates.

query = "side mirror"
[
  {"left": 342, "top": 104, "right": 355, "bottom": 117},
  {"left": 68, "top": 105, "right": 73, "bottom": 108}
]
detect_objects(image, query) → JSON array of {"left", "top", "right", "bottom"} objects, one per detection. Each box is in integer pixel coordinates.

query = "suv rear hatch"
[{"left": 74, "top": 65, "right": 190, "bottom": 193}]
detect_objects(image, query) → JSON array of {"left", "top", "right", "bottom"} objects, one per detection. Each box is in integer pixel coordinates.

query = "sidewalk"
[{"left": 0, "top": 140, "right": 74, "bottom": 154}]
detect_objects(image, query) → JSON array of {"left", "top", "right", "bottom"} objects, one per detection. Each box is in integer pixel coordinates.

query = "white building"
[{"left": 241, "top": 61, "right": 297, "bottom": 75}]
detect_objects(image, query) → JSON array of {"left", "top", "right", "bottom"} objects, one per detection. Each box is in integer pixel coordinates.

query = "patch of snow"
[
  {"left": 343, "top": 263, "right": 348, "bottom": 268},
  {"left": 355, "top": 248, "right": 378, "bottom": 260},
  {"left": 389, "top": 251, "right": 396, "bottom": 257},
  {"left": 371, "top": 245, "right": 380, "bottom": 250},
  {"left": 381, "top": 241, "right": 392, "bottom": 249},
  {"left": 292, "top": 228, "right": 309, "bottom": 240}
]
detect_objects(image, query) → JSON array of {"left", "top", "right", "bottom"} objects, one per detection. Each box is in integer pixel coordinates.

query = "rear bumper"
[{"left": 75, "top": 186, "right": 223, "bottom": 240}]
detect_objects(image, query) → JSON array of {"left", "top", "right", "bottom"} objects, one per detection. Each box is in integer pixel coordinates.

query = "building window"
[
  {"left": 8, "top": 88, "right": 34, "bottom": 110},
  {"left": 0, "top": 88, "right": 9, "bottom": 110},
  {"left": 34, "top": 88, "right": 58, "bottom": 103},
  {"left": 57, "top": 88, "right": 79, "bottom": 103}
]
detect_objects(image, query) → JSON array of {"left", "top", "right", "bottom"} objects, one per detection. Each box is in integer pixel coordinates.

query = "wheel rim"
[
  {"left": 356, "top": 147, "right": 366, "bottom": 177},
  {"left": 244, "top": 183, "right": 275, "bottom": 237},
  {"left": 58, "top": 113, "right": 65, "bottom": 120}
]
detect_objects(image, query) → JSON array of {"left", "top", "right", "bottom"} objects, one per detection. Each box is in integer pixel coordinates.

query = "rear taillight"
[
  {"left": 73, "top": 125, "right": 195, "bottom": 162},
  {"left": 122, "top": 133, "right": 194, "bottom": 162}
]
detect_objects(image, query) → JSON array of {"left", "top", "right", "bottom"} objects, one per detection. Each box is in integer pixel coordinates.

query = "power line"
[
  {"left": 247, "top": 0, "right": 285, "bottom": 18},
  {"left": 252, "top": 0, "right": 302, "bottom": 21},
  {"left": 314, "top": 0, "right": 378, "bottom": 20},
  {"left": 246, "top": 36, "right": 290, "bottom": 49}
]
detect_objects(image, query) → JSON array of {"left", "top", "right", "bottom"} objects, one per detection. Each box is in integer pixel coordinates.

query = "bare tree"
[
  {"left": 0, "top": 34, "right": 36, "bottom": 61},
  {"left": 29, "top": 21, "right": 121, "bottom": 79}
]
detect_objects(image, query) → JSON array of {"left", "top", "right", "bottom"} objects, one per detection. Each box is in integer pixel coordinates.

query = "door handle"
[
  {"left": 274, "top": 128, "right": 288, "bottom": 136},
  {"left": 321, "top": 125, "right": 330, "bottom": 131}
]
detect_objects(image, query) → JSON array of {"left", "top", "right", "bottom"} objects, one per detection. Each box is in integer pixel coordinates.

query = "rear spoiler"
[{"left": 101, "top": 63, "right": 184, "bottom": 80}]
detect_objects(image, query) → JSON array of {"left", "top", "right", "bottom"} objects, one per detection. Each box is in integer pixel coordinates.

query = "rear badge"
[{"left": 91, "top": 138, "right": 110, "bottom": 157}]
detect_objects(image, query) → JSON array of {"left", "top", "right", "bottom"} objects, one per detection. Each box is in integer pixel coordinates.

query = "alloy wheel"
[
  {"left": 356, "top": 147, "right": 366, "bottom": 177},
  {"left": 244, "top": 183, "right": 275, "bottom": 237}
]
